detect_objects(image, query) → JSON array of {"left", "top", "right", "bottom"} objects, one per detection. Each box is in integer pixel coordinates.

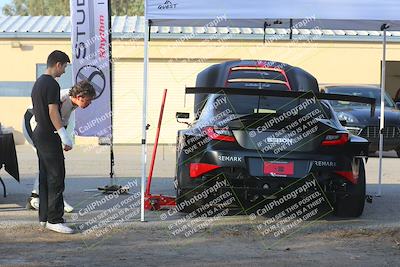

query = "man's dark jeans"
[{"left": 33, "top": 129, "right": 65, "bottom": 224}]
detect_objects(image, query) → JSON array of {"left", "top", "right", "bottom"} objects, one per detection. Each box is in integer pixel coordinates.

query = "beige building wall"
[
  {"left": 0, "top": 97, "right": 31, "bottom": 144},
  {"left": 1, "top": 38, "right": 399, "bottom": 144},
  {"left": 2, "top": 38, "right": 399, "bottom": 85}
]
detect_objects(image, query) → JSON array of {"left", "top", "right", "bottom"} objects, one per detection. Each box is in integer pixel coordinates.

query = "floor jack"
[{"left": 144, "top": 89, "right": 176, "bottom": 210}]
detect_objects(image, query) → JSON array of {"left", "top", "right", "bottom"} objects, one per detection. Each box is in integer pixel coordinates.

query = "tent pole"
[
  {"left": 141, "top": 18, "right": 150, "bottom": 221},
  {"left": 109, "top": 0, "right": 115, "bottom": 183},
  {"left": 377, "top": 24, "right": 389, "bottom": 197}
]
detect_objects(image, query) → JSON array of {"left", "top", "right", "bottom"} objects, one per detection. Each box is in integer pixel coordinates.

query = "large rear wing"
[{"left": 185, "top": 87, "right": 376, "bottom": 116}]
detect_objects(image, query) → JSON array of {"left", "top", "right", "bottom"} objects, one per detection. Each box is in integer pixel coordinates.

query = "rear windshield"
[
  {"left": 227, "top": 68, "right": 290, "bottom": 91},
  {"left": 228, "top": 69, "right": 286, "bottom": 82}
]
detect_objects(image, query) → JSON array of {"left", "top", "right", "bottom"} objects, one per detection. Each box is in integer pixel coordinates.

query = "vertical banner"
[{"left": 71, "top": 0, "right": 112, "bottom": 138}]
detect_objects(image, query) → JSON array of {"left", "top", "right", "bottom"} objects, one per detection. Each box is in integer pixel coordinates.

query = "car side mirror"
[
  {"left": 396, "top": 102, "right": 400, "bottom": 110},
  {"left": 339, "top": 119, "right": 347, "bottom": 126},
  {"left": 176, "top": 112, "right": 190, "bottom": 126}
]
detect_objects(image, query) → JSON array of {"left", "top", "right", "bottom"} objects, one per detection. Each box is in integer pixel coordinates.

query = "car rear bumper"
[
  {"left": 178, "top": 150, "right": 357, "bottom": 191},
  {"left": 366, "top": 138, "right": 400, "bottom": 152}
]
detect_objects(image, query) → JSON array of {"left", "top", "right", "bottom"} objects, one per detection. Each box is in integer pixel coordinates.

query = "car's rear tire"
[
  {"left": 334, "top": 159, "right": 366, "bottom": 218},
  {"left": 395, "top": 149, "right": 400, "bottom": 158}
]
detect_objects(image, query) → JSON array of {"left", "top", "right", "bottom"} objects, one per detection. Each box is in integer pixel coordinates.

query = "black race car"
[
  {"left": 322, "top": 85, "right": 400, "bottom": 157},
  {"left": 175, "top": 60, "right": 375, "bottom": 218}
]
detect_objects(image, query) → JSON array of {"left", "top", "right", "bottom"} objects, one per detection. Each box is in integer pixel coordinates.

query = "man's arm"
[
  {"left": 49, "top": 104, "right": 63, "bottom": 130},
  {"left": 49, "top": 104, "right": 72, "bottom": 151}
]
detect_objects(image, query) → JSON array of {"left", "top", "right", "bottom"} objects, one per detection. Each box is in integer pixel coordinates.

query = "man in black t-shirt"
[{"left": 31, "top": 50, "right": 74, "bottom": 234}]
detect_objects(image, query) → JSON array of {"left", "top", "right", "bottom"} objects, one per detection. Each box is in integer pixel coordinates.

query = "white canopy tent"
[
  {"left": 146, "top": 0, "right": 400, "bottom": 29},
  {"left": 141, "top": 0, "right": 400, "bottom": 221}
]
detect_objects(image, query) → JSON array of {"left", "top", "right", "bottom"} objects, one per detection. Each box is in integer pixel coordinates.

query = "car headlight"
[{"left": 337, "top": 112, "right": 359, "bottom": 123}]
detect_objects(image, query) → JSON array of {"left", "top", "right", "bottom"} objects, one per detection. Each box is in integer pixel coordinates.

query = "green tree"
[
  {"left": 2, "top": 0, "right": 144, "bottom": 16},
  {"left": 109, "top": 0, "right": 145, "bottom": 16},
  {"left": 2, "top": 0, "right": 29, "bottom": 16}
]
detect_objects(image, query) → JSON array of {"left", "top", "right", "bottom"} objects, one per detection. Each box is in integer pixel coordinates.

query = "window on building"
[
  {"left": 0, "top": 81, "right": 35, "bottom": 97},
  {"left": 36, "top": 63, "right": 73, "bottom": 89},
  {"left": 0, "top": 64, "right": 73, "bottom": 97}
]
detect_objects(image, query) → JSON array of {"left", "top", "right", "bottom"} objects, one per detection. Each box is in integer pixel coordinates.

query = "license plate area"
[{"left": 264, "top": 161, "right": 294, "bottom": 177}]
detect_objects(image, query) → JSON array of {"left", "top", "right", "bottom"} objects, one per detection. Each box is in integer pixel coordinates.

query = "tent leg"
[
  {"left": 141, "top": 19, "right": 150, "bottom": 221},
  {"left": 377, "top": 24, "right": 389, "bottom": 197}
]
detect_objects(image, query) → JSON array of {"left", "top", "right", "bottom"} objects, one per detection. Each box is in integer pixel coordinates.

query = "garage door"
[{"left": 113, "top": 59, "right": 213, "bottom": 144}]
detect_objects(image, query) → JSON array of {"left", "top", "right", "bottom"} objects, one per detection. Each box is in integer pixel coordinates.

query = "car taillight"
[
  {"left": 321, "top": 133, "right": 349, "bottom": 146},
  {"left": 204, "top": 126, "right": 235, "bottom": 142},
  {"left": 190, "top": 163, "right": 221, "bottom": 178}
]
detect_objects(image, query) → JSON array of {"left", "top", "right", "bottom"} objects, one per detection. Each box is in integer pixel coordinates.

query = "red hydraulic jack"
[{"left": 144, "top": 89, "right": 176, "bottom": 210}]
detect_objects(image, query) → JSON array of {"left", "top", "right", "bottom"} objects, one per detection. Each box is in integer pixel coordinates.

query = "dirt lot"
[
  {"left": 1, "top": 218, "right": 399, "bottom": 267},
  {"left": 0, "top": 145, "right": 399, "bottom": 266}
]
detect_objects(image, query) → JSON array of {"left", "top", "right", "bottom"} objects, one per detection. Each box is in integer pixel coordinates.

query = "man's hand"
[
  {"left": 57, "top": 127, "right": 73, "bottom": 150},
  {"left": 49, "top": 104, "right": 73, "bottom": 150}
]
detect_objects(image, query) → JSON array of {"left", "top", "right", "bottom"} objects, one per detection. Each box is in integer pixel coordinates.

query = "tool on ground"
[{"left": 144, "top": 89, "right": 176, "bottom": 210}]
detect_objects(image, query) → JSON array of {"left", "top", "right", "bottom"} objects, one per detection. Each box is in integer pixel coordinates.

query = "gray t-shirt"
[{"left": 60, "top": 89, "right": 77, "bottom": 126}]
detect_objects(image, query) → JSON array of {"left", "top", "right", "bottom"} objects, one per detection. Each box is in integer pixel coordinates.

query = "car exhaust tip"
[{"left": 263, "top": 183, "right": 270, "bottom": 190}]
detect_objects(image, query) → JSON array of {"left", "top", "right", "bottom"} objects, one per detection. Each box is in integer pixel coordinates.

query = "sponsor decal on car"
[
  {"left": 314, "top": 161, "right": 337, "bottom": 167},
  {"left": 218, "top": 155, "right": 243, "bottom": 162}
]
